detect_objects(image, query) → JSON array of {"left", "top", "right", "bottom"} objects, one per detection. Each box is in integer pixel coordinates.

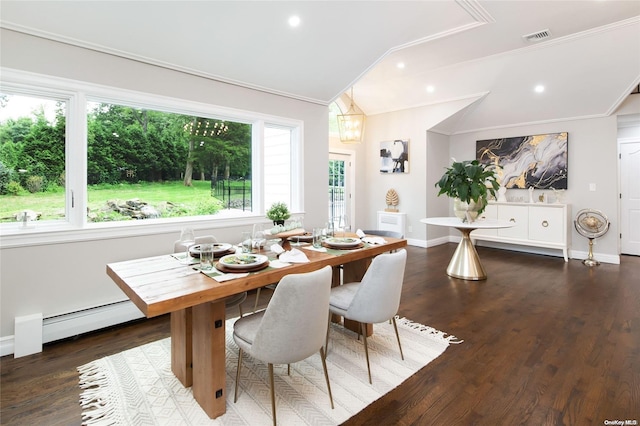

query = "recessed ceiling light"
[
  {"left": 397, "top": 62, "right": 405, "bottom": 69},
  {"left": 288, "top": 15, "right": 301, "bottom": 27},
  {"left": 534, "top": 85, "right": 545, "bottom": 93},
  {"left": 426, "top": 85, "right": 435, "bottom": 93}
]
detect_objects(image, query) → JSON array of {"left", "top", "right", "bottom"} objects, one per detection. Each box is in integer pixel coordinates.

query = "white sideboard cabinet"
[
  {"left": 376, "top": 211, "right": 407, "bottom": 237},
  {"left": 472, "top": 202, "right": 570, "bottom": 261}
]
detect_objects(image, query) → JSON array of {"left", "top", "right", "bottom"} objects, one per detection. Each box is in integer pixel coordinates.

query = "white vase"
[
  {"left": 453, "top": 198, "right": 483, "bottom": 223},
  {"left": 497, "top": 186, "right": 507, "bottom": 202}
]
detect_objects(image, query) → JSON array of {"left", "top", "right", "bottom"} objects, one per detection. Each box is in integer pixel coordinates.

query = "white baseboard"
[
  {"left": 424, "top": 236, "right": 451, "bottom": 247},
  {"left": 570, "top": 250, "right": 620, "bottom": 265},
  {"left": 407, "top": 237, "right": 427, "bottom": 248},
  {"left": 1, "top": 300, "right": 144, "bottom": 357}
]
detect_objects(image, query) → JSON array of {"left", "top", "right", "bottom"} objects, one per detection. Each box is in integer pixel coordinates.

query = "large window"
[
  {"left": 0, "top": 93, "right": 67, "bottom": 223},
  {"left": 0, "top": 71, "right": 302, "bottom": 236},
  {"left": 85, "top": 101, "right": 252, "bottom": 222}
]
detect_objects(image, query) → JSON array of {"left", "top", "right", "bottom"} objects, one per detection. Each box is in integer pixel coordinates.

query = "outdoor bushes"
[
  {"left": 25, "top": 175, "right": 45, "bottom": 193},
  {"left": 5, "top": 181, "right": 23, "bottom": 196},
  {"left": 192, "top": 197, "right": 224, "bottom": 216}
]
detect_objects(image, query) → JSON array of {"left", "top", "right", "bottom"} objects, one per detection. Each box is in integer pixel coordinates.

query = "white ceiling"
[{"left": 1, "top": 1, "right": 639, "bottom": 133}]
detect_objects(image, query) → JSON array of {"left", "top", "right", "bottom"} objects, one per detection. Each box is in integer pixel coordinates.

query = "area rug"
[{"left": 78, "top": 317, "right": 461, "bottom": 425}]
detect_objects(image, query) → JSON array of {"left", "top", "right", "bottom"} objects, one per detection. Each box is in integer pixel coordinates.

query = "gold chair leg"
[
  {"left": 234, "top": 348, "right": 243, "bottom": 403},
  {"left": 319, "top": 347, "right": 334, "bottom": 409},
  {"left": 268, "top": 363, "right": 276, "bottom": 426},
  {"left": 391, "top": 316, "right": 404, "bottom": 360},
  {"left": 287, "top": 364, "right": 290, "bottom": 376},
  {"left": 325, "top": 313, "right": 331, "bottom": 354},
  {"left": 361, "top": 322, "right": 372, "bottom": 384},
  {"left": 238, "top": 304, "right": 244, "bottom": 318}
]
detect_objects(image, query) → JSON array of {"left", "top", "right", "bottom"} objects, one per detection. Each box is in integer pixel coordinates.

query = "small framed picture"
[{"left": 380, "top": 139, "right": 409, "bottom": 174}]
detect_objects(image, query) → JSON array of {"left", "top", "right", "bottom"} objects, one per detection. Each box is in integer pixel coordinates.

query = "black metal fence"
[
  {"left": 212, "top": 176, "right": 251, "bottom": 210},
  {"left": 329, "top": 186, "right": 345, "bottom": 222},
  {"left": 212, "top": 177, "right": 345, "bottom": 216}
]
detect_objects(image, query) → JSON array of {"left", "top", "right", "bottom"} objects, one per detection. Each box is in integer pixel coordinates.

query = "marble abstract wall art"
[{"left": 476, "top": 132, "right": 568, "bottom": 189}]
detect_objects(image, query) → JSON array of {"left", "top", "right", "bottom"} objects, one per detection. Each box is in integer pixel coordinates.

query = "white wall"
[
  {"left": 425, "top": 131, "right": 451, "bottom": 242},
  {"left": 360, "top": 96, "right": 484, "bottom": 243},
  {"left": 0, "top": 29, "right": 329, "bottom": 342},
  {"left": 616, "top": 95, "right": 640, "bottom": 139}
]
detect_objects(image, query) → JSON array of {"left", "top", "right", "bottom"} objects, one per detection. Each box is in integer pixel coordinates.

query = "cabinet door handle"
[
  {"left": 542, "top": 220, "right": 549, "bottom": 227},
  {"left": 509, "top": 218, "right": 516, "bottom": 223}
]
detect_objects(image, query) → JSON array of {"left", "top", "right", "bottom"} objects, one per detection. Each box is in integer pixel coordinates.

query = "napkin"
[
  {"left": 362, "top": 236, "right": 387, "bottom": 245},
  {"left": 270, "top": 244, "right": 285, "bottom": 255},
  {"left": 356, "top": 229, "right": 387, "bottom": 245},
  {"left": 278, "top": 248, "right": 310, "bottom": 263}
]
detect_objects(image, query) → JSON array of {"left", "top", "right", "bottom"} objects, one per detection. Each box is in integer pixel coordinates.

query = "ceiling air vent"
[{"left": 522, "top": 29, "right": 551, "bottom": 43}]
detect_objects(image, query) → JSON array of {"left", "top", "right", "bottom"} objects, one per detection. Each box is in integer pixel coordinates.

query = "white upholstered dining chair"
[
  {"left": 172, "top": 235, "right": 247, "bottom": 317},
  {"left": 326, "top": 248, "right": 407, "bottom": 383},
  {"left": 233, "top": 266, "right": 334, "bottom": 425}
]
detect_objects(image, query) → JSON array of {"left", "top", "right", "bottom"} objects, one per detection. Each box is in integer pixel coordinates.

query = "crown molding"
[{"left": 0, "top": 23, "right": 330, "bottom": 106}]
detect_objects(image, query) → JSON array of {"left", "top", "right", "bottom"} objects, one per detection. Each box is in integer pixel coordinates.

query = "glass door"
[{"left": 328, "top": 152, "right": 352, "bottom": 228}]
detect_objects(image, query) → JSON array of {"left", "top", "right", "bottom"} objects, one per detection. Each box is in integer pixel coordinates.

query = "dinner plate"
[
  {"left": 324, "top": 237, "right": 361, "bottom": 248},
  {"left": 189, "top": 243, "right": 233, "bottom": 257},
  {"left": 218, "top": 254, "right": 269, "bottom": 270}
]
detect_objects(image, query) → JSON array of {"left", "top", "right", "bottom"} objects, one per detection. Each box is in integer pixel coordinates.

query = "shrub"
[
  {"left": 192, "top": 197, "right": 224, "bottom": 216},
  {"left": 25, "top": 175, "right": 45, "bottom": 193},
  {"left": 6, "top": 181, "right": 23, "bottom": 195}
]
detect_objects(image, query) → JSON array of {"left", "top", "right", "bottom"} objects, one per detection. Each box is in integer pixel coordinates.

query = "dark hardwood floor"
[{"left": 1, "top": 244, "right": 638, "bottom": 425}]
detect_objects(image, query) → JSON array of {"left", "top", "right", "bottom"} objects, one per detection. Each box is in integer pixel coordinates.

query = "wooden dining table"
[{"left": 106, "top": 234, "right": 407, "bottom": 419}]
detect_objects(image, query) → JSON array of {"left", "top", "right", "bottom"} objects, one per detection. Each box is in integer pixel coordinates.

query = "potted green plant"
[
  {"left": 266, "top": 202, "right": 291, "bottom": 225},
  {"left": 435, "top": 159, "right": 499, "bottom": 221}
]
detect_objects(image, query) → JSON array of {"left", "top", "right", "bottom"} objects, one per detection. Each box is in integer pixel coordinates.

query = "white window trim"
[{"left": 0, "top": 68, "right": 303, "bottom": 248}]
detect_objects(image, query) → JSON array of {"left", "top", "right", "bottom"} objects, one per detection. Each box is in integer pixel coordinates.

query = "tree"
[
  {"left": 187, "top": 118, "right": 251, "bottom": 183},
  {"left": 87, "top": 103, "right": 188, "bottom": 184},
  {"left": 0, "top": 117, "right": 31, "bottom": 170},
  {"left": 19, "top": 108, "right": 66, "bottom": 190}
]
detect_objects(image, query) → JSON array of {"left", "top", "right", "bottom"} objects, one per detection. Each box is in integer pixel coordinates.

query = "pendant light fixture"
[{"left": 337, "top": 87, "right": 365, "bottom": 144}]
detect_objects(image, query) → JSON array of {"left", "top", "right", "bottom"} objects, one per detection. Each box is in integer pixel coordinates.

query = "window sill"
[{"left": 0, "top": 210, "right": 261, "bottom": 249}]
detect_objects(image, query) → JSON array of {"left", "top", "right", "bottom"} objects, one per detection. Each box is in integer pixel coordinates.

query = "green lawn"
[{"left": 0, "top": 180, "right": 252, "bottom": 222}]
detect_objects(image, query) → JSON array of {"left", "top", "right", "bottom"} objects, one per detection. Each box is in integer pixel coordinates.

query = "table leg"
[
  {"left": 192, "top": 300, "right": 227, "bottom": 418},
  {"left": 448, "top": 228, "right": 487, "bottom": 280},
  {"left": 171, "top": 308, "right": 192, "bottom": 387}
]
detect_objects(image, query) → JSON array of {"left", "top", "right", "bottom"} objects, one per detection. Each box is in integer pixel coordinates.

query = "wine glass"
[
  {"left": 339, "top": 215, "right": 351, "bottom": 237},
  {"left": 325, "top": 220, "right": 335, "bottom": 240},
  {"left": 178, "top": 227, "right": 195, "bottom": 264},
  {"left": 291, "top": 216, "right": 305, "bottom": 246},
  {"left": 253, "top": 223, "right": 267, "bottom": 251}
]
